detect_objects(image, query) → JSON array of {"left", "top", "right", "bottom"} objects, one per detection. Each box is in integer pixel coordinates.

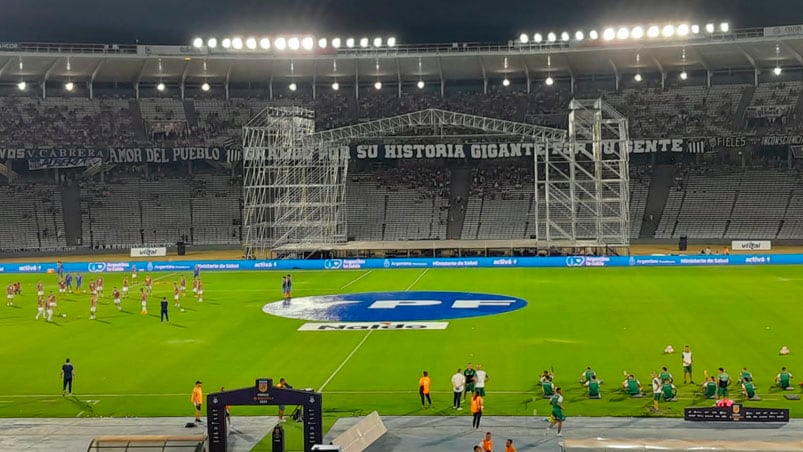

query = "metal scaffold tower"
[
  {"left": 535, "top": 98, "right": 630, "bottom": 251},
  {"left": 242, "top": 106, "right": 348, "bottom": 257}
]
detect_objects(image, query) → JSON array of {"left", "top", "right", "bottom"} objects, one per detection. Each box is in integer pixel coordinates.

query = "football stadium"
[{"left": 4, "top": 6, "right": 803, "bottom": 451}]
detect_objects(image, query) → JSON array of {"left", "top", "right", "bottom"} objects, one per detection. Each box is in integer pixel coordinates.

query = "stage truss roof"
[{"left": 1, "top": 26, "right": 803, "bottom": 87}]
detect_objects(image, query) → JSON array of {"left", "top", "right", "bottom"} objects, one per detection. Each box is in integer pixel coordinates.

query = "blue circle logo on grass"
[{"left": 262, "top": 291, "right": 527, "bottom": 321}]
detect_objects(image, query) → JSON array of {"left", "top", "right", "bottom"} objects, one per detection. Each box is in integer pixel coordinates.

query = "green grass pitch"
[{"left": 1, "top": 265, "right": 803, "bottom": 450}]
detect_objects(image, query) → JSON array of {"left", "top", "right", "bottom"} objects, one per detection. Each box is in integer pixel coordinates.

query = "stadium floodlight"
[
  {"left": 346, "top": 38, "right": 355, "bottom": 48},
  {"left": 634, "top": 73, "right": 642, "bottom": 82},
  {"left": 332, "top": 37, "right": 341, "bottom": 48},
  {"left": 705, "top": 23, "right": 715, "bottom": 33},
  {"left": 373, "top": 37, "right": 382, "bottom": 47},
  {"left": 602, "top": 28, "right": 616, "bottom": 41},
  {"left": 677, "top": 24, "right": 690, "bottom": 37},
  {"left": 302, "top": 36, "right": 314, "bottom": 50},
  {"left": 360, "top": 37, "right": 369, "bottom": 48},
  {"left": 547, "top": 32, "right": 556, "bottom": 42},
  {"left": 275, "top": 37, "right": 287, "bottom": 50},
  {"left": 617, "top": 27, "right": 629, "bottom": 40},
  {"left": 201, "top": 82, "right": 210, "bottom": 91},
  {"left": 774, "top": 66, "right": 782, "bottom": 76},
  {"left": 17, "top": 81, "right": 26, "bottom": 91},
  {"left": 647, "top": 26, "right": 660, "bottom": 38},
  {"left": 720, "top": 22, "right": 729, "bottom": 33},
  {"left": 260, "top": 38, "right": 270, "bottom": 49},
  {"left": 679, "top": 71, "right": 688, "bottom": 80},
  {"left": 691, "top": 24, "right": 700, "bottom": 34},
  {"left": 318, "top": 37, "right": 327, "bottom": 48},
  {"left": 519, "top": 33, "right": 529, "bottom": 44},
  {"left": 533, "top": 33, "right": 543, "bottom": 43},
  {"left": 374, "top": 81, "right": 382, "bottom": 90},
  {"left": 575, "top": 31, "right": 584, "bottom": 41},
  {"left": 289, "top": 82, "right": 297, "bottom": 91},
  {"left": 631, "top": 26, "right": 644, "bottom": 39},
  {"left": 331, "top": 81, "right": 339, "bottom": 90},
  {"left": 545, "top": 76, "right": 554, "bottom": 86},
  {"left": 387, "top": 37, "right": 396, "bottom": 47},
  {"left": 246, "top": 37, "right": 257, "bottom": 49},
  {"left": 193, "top": 37, "right": 203, "bottom": 48},
  {"left": 561, "top": 31, "right": 570, "bottom": 42},
  {"left": 222, "top": 38, "right": 231, "bottom": 49},
  {"left": 157, "top": 82, "right": 166, "bottom": 91},
  {"left": 662, "top": 25, "right": 675, "bottom": 38},
  {"left": 288, "top": 37, "right": 300, "bottom": 50},
  {"left": 232, "top": 37, "right": 243, "bottom": 49},
  {"left": 417, "top": 79, "right": 425, "bottom": 89},
  {"left": 64, "top": 81, "right": 74, "bottom": 91},
  {"left": 502, "top": 78, "right": 511, "bottom": 87},
  {"left": 589, "top": 30, "right": 599, "bottom": 40},
  {"left": 207, "top": 38, "right": 218, "bottom": 48}
]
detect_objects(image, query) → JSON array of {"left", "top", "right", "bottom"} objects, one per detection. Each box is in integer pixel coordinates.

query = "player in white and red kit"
[
  {"left": 96, "top": 277, "right": 104, "bottom": 298},
  {"left": 179, "top": 276, "right": 187, "bottom": 296},
  {"left": 112, "top": 287, "right": 122, "bottom": 311},
  {"left": 122, "top": 277, "right": 129, "bottom": 298},
  {"left": 6, "top": 284, "right": 14, "bottom": 306},
  {"left": 192, "top": 277, "right": 198, "bottom": 296},
  {"left": 173, "top": 283, "right": 181, "bottom": 307},
  {"left": 89, "top": 294, "right": 98, "bottom": 320},
  {"left": 46, "top": 293, "right": 56, "bottom": 322},
  {"left": 197, "top": 279, "right": 204, "bottom": 303},
  {"left": 35, "top": 295, "right": 45, "bottom": 320},
  {"left": 37, "top": 281, "right": 44, "bottom": 298},
  {"left": 89, "top": 281, "right": 97, "bottom": 297},
  {"left": 140, "top": 288, "right": 148, "bottom": 315},
  {"left": 58, "top": 279, "right": 66, "bottom": 294},
  {"left": 144, "top": 275, "right": 153, "bottom": 294}
]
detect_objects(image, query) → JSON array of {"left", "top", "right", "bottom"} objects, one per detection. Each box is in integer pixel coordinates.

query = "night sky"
[{"left": 3, "top": 0, "right": 803, "bottom": 45}]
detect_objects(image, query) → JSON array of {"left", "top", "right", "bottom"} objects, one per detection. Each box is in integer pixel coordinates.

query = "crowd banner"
[
  {"left": 0, "top": 253, "right": 799, "bottom": 274},
  {"left": 731, "top": 241, "right": 772, "bottom": 251},
  {"left": 0, "top": 146, "right": 229, "bottom": 163},
  {"left": 745, "top": 105, "right": 791, "bottom": 119},
  {"left": 764, "top": 24, "right": 803, "bottom": 37},
  {"left": 130, "top": 247, "right": 168, "bottom": 257}
]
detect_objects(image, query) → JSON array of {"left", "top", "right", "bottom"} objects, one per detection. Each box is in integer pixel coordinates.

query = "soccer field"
[{"left": 1, "top": 265, "right": 802, "bottom": 449}]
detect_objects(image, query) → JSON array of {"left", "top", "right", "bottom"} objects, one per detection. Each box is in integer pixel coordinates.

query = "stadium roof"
[{"left": 1, "top": 25, "right": 803, "bottom": 91}]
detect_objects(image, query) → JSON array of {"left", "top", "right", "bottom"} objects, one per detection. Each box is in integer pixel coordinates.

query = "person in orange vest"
[
  {"left": 504, "top": 438, "right": 517, "bottom": 452},
  {"left": 471, "top": 391, "right": 484, "bottom": 430},
  {"left": 481, "top": 431, "right": 493, "bottom": 452},
  {"left": 419, "top": 371, "right": 432, "bottom": 408},
  {"left": 191, "top": 381, "right": 203, "bottom": 423}
]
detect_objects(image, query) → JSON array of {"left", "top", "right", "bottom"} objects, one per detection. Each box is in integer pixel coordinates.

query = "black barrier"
[
  {"left": 685, "top": 405, "right": 789, "bottom": 422},
  {"left": 207, "top": 379, "right": 323, "bottom": 452}
]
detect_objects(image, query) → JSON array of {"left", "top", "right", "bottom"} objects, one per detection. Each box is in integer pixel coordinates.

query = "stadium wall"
[{"left": 0, "top": 254, "right": 795, "bottom": 274}]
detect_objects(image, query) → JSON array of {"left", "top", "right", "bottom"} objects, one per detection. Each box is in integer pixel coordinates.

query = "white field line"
[
  {"left": 340, "top": 270, "right": 373, "bottom": 289},
  {"left": 318, "top": 268, "right": 430, "bottom": 393}
]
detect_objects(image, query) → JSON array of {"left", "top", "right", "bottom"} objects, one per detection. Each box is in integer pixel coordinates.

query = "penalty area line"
[
  {"left": 340, "top": 270, "right": 373, "bottom": 289},
  {"left": 319, "top": 268, "right": 430, "bottom": 394}
]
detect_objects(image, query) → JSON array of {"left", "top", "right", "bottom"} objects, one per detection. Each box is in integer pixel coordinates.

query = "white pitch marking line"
[
  {"left": 76, "top": 411, "right": 84, "bottom": 417},
  {"left": 405, "top": 268, "right": 429, "bottom": 291},
  {"left": 340, "top": 270, "right": 373, "bottom": 289},
  {"left": 319, "top": 268, "right": 431, "bottom": 393}
]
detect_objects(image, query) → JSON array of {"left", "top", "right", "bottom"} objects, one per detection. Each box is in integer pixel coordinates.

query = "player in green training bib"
[
  {"left": 742, "top": 380, "right": 759, "bottom": 400},
  {"left": 463, "top": 363, "right": 477, "bottom": 401},
  {"left": 622, "top": 374, "right": 642, "bottom": 397},
  {"left": 740, "top": 367, "right": 753, "bottom": 384},
  {"left": 540, "top": 372, "right": 555, "bottom": 398},
  {"left": 661, "top": 381, "right": 677, "bottom": 401},
  {"left": 545, "top": 387, "right": 566, "bottom": 437},
  {"left": 659, "top": 367, "right": 673, "bottom": 384},
  {"left": 586, "top": 375, "right": 602, "bottom": 399},
  {"left": 701, "top": 376, "right": 717, "bottom": 399},
  {"left": 717, "top": 368, "right": 731, "bottom": 399},
  {"left": 579, "top": 367, "right": 596, "bottom": 384},
  {"left": 776, "top": 367, "right": 793, "bottom": 390}
]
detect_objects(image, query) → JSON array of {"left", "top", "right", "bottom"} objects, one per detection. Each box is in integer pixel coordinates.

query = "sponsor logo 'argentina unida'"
[{"left": 262, "top": 291, "right": 527, "bottom": 322}]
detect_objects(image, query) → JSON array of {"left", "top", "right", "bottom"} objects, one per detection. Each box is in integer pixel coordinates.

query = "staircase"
[
  {"left": 60, "top": 185, "right": 83, "bottom": 246},
  {"left": 129, "top": 100, "right": 148, "bottom": 141},
  {"left": 735, "top": 85, "right": 755, "bottom": 123},
  {"left": 639, "top": 165, "right": 675, "bottom": 238},
  {"left": 446, "top": 167, "right": 471, "bottom": 239},
  {"left": 183, "top": 100, "right": 199, "bottom": 129}
]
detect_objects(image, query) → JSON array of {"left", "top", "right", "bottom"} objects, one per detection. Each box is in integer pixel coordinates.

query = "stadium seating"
[{"left": 0, "top": 185, "right": 66, "bottom": 251}]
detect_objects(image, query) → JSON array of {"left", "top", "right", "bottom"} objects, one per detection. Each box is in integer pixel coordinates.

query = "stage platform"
[{"left": 271, "top": 239, "right": 626, "bottom": 258}]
